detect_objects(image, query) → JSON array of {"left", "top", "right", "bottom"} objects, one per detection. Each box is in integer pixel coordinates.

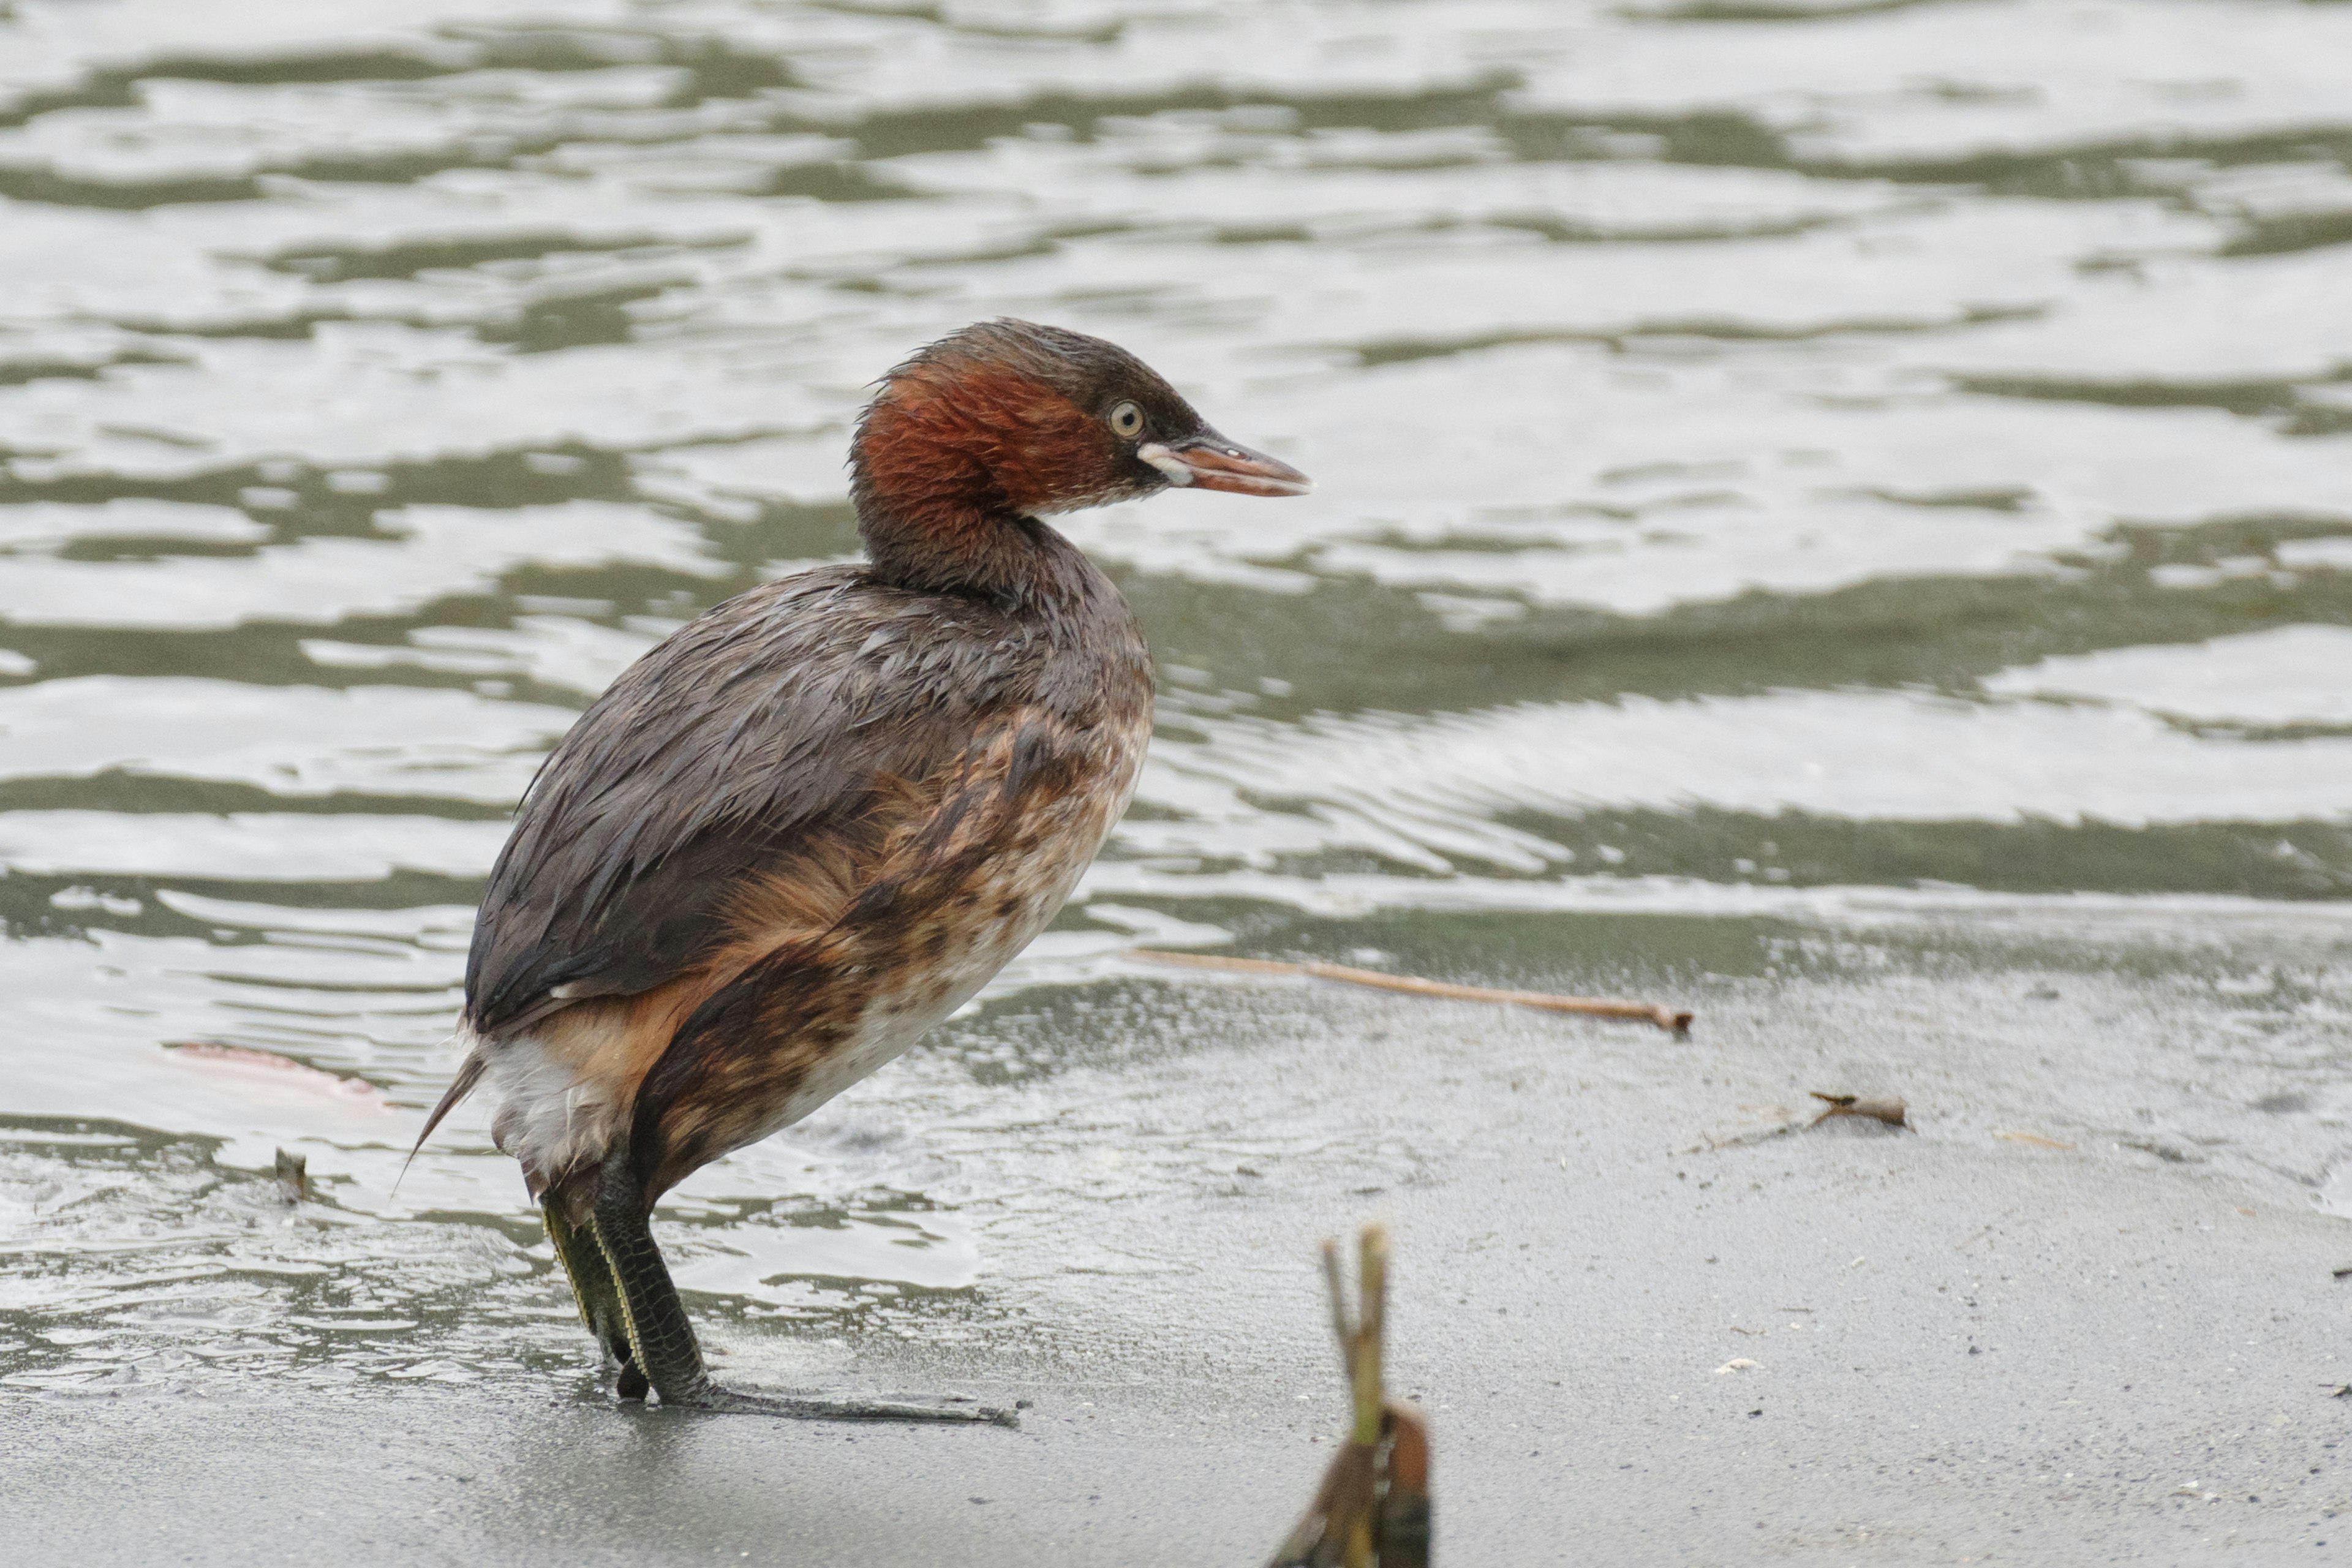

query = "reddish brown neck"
[{"left": 849, "top": 362, "right": 1099, "bottom": 604}]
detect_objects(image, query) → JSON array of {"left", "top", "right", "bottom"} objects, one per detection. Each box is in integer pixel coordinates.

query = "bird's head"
[{"left": 850, "top": 319, "right": 1308, "bottom": 593}]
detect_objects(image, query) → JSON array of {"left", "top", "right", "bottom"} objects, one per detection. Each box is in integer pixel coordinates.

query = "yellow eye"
[{"left": 1108, "top": 401, "right": 1145, "bottom": 439}]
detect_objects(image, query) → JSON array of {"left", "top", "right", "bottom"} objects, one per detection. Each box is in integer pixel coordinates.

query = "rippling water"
[{"left": 3, "top": 0, "right": 2349, "bottom": 1400}]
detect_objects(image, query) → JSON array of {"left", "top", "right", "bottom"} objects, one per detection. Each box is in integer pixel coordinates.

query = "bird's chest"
[{"left": 754, "top": 701, "right": 1150, "bottom": 1132}]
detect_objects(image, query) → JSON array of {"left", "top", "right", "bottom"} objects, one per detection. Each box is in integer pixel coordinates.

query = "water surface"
[{"left": 2, "top": 0, "right": 2348, "bottom": 1400}]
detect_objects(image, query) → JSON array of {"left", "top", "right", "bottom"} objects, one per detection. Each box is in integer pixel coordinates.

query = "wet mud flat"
[{"left": 6, "top": 910, "right": 2349, "bottom": 1567}]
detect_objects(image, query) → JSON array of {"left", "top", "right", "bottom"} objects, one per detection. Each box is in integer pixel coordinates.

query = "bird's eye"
[{"left": 1107, "top": 401, "right": 1145, "bottom": 439}]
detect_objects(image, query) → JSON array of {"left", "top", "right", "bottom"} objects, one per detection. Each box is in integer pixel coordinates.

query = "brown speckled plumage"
[
  {"left": 418, "top": 320, "right": 1306, "bottom": 1409},
  {"left": 449, "top": 519, "right": 1150, "bottom": 1221}
]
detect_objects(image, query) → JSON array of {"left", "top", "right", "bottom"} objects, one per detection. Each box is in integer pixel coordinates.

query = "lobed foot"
[
  {"left": 670, "top": 1384, "right": 1022, "bottom": 1427},
  {"left": 576, "top": 1156, "right": 1018, "bottom": 1426}
]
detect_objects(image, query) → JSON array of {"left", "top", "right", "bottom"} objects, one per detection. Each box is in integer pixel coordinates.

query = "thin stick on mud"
[
  {"left": 1126, "top": 948, "right": 1693, "bottom": 1033},
  {"left": 1809, "top": 1091, "right": 1907, "bottom": 1129},
  {"left": 1684, "top": 1090, "right": 1912, "bottom": 1152}
]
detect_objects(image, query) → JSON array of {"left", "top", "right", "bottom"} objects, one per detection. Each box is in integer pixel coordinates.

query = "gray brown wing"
[{"left": 462, "top": 567, "right": 1021, "bottom": 1038}]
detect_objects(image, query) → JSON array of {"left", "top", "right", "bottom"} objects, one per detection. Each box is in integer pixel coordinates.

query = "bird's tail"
[{"left": 394, "top": 1048, "right": 486, "bottom": 1194}]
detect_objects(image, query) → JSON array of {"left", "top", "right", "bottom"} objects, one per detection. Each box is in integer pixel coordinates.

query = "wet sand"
[{"left": 9, "top": 940, "right": 2347, "bottom": 1566}]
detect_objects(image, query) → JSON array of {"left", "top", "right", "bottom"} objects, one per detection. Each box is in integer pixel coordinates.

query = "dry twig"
[
  {"left": 1809, "top": 1092, "right": 1908, "bottom": 1129},
  {"left": 1683, "top": 1090, "right": 1911, "bottom": 1152},
  {"left": 1128, "top": 948, "right": 1691, "bottom": 1033}
]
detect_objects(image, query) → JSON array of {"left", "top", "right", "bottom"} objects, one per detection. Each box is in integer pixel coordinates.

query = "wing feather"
[{"left": 462, "top": 568, "right": 1027, "bottom": 1038}]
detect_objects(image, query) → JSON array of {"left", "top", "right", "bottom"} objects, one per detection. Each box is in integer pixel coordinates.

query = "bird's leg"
[
  {"left": 544, "top": 1199, "right": 649, "bottom": 1400},
  {"left": 586, "top": 1148, "right": 1015, "bottom": 1425}
]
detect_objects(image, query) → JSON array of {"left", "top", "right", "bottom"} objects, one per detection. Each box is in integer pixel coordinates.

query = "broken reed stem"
[
  {"left": 1322, "top": 1238, "right": 1353, "bottom": 1376},
  {"left": 1126, "top": 949, "right": 1693, "bottom": 1033},
  {"left": 1275, "top": 1226, "right": 1427, "bottom": 1568},
  {"left": 1352, "top": 1227, "right": 1387, "bottom": 1450}
]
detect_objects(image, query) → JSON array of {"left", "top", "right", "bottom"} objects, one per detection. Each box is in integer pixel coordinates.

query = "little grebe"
[{"left": 420, "top": 319, "right": 1308, "bottom": 1415}]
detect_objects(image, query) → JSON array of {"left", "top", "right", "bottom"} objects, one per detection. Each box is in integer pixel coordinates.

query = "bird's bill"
[{"left": 1137, "top": 433, "right": 1312, "bottom": 496}]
